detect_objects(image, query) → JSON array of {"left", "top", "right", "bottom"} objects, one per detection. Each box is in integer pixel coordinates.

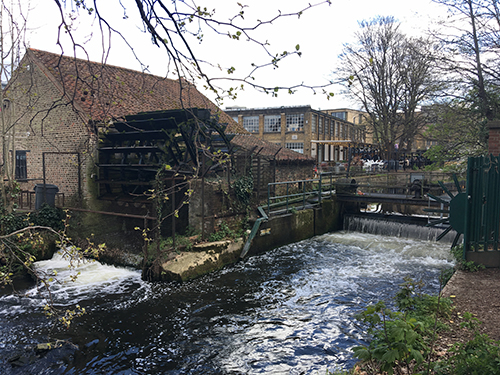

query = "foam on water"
[
  {"left": 0, "top": 232, "right": 455, "bottom": 374},
  {"left": 0, "top": 250, "right": 143, "bottom": 316}
]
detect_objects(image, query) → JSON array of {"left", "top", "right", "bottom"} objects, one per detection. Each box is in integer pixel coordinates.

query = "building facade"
[
  {"left": 2, "top": 49, "right": 311, "bottom": 206},
  {"left": 225, "top": 105, "right": 367, "bottom": 163}
]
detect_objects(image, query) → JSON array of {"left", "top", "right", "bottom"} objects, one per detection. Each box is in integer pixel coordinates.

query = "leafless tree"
[
  {"left": 432, "top": 0, "right": 500, "bottom": 120},
  {"left": 52, "top": 0, "right": 335, "bottom": 102},
  {"left": 336, "top": 16, "right": 441, "bottom": 158},
  {"left": 1, "top": 0, "right": 30, "bottom": 212}
]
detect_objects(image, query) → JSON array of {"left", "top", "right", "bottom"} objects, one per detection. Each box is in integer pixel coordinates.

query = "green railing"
[
  {"left": 266, "top": 173, "right": 335, "bottom": 217},
  {"left": 240, "top": 173, "right": 336, "bottom": 258},
  {"left": 465, "top": 155, "right": 500, "bottom": 252}
]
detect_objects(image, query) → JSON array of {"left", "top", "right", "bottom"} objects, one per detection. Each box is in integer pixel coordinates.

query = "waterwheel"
[{"left": 425, "top": 174, "right": 467, "bottom": 248}]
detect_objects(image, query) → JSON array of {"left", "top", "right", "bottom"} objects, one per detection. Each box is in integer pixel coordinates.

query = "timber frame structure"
[{"left": 96, "top": 108, "right": 233, "bottom": 203}]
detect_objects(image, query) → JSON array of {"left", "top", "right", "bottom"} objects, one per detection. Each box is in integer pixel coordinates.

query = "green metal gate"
[{"left": 465, "top": 155, "right": 500, "bottom": 252}]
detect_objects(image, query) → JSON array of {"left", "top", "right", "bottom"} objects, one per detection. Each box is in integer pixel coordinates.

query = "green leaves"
[{"left": 353, "top": 279, "right": 455, "bottom": 374}]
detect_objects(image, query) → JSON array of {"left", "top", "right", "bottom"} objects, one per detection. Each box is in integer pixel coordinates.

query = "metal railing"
[
  {"left": 266, "top": 173, "right": 335, "bottom": 217},
  {"left": 465, "top": 155, "right": 500, "bottom": 252},
  {"left": 17, "top": 190, "right": 65, "bottom": 210}
]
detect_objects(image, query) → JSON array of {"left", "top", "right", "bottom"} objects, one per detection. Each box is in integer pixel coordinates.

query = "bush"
[
  {"left": 451, "top": 245, "right": 485, "bottom": 272},
  {"left": 208, "top": 221, "right": 242, "bottom": 242},
  {"left": 353, "top": 278, "right": 454, "bottom": 375}
]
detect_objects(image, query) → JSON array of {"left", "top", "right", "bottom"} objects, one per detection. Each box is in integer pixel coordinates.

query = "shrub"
[{"left": 451, "top": 245, "right": 485, "bottom": 272}]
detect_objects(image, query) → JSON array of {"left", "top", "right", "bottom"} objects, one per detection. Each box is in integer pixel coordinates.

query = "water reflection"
[{"left": 0, "top": 232, "right": 453, "bottom": 374}]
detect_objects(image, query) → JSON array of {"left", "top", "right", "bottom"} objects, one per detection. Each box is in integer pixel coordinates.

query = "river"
[{"left": 0, "top": 231, "right": 453, "bottom": 374}]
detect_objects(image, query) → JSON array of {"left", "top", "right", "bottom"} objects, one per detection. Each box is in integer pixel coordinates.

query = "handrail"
[
  {"left": 266, "top": 173, "right": 335, "bottom": 217},
  {"left": 240, "top": 174, "right": 335, "bottom": 258}
]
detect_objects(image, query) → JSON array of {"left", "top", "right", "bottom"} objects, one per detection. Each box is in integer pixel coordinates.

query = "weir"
[
  {"left": 344, "top": 213, "right": 458, "bottom": 243},
  {"left": 344, "top": 214, "right": 456, "bottom": 244}
]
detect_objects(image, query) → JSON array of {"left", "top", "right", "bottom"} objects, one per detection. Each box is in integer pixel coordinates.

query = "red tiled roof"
[
  {"left": 27, "top": 48, "right": 246, "bottom": 133},
  {"left": 25, "top": 48, "right": 310, "bottom": 161},
  {"left": 231, "top": 134, "right": 313, "bottom": 162}
]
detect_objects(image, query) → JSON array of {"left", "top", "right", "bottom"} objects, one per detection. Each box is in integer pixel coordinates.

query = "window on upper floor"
[
  {"left": 311, "top": 115, "right": 317, "bottom": 134},
  {"left": 285, "top": 142, "right": 304, "bottom": 154},
  {"left": 286, "top": 113, "right": 304, "bottom": 132},
  {"left": 15, "top": 150, "right": 27, "bottom": 180},
  {"left": 331, "top": 111, "right": 347, "bottom": 121},
  {"left": 243, "top": 116, "right": 259, "bottom": 133},
  {"left": 264, "top": 115, "right": 281, "bottom": 132}
]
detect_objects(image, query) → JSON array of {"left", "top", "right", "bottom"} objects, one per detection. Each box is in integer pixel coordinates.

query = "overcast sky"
[{"left": 18, "top": 0, "right": 448, "bottom": 111}]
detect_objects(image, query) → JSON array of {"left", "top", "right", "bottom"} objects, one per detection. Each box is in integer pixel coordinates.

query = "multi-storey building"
[
  {"left": 323, "top": 108, "right": 373, "bottom": 145},
  {"left": 225, "top": 105, "right": 368, "bottom": 163}
]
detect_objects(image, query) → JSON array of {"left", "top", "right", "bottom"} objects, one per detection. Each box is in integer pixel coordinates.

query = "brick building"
[
  {"left": 1, "top": 49, "right": 312, "bottom": 207},
  {"left": 225, "top": 105, "right": 368, "bottom": 164}
]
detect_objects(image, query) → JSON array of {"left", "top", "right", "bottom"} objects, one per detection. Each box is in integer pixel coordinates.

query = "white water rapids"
[{"left": 0, "top": 231, "right": 454, "bottom": 374}]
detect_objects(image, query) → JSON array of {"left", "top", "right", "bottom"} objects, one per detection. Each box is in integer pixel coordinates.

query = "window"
[
  {"left": 330, "top": 120, "right": 334, "bottom": 136},
  {"left": 319, "top": 117, "right": 323, "bottom": 134},
  {"left": 15, "top": 150, "right": 27, "bottom": 180},
  {"left": 426, "top": 140, "right": 438, "bottom": 147},
  {"left": 285, "top": 142, "right": 304, "bottom": 154},
  {"left": 243, "top": 116, "right": 259, "bottom": 133},
  {"left": 264, "top": 115, "right": 281, "bottom": 132},
  {"left": 311, "top": 115, "right": 317, "bottom": 134},
  {"left": 331, "top": 111, "right": 347, "bottom": 121},
  {"left": 286, "top": 113, "right": 304, "bottom": 131},
  {"left": 232, "top": 116, "right": 238, "bottom": 123}
]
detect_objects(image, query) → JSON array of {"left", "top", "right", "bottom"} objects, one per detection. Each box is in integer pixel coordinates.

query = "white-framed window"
[
  {"left": 319, "top": 117, "right": 323, "bottom": 134},
  {"left": 243, "top": 116, "right": 259, "bottom": 133},
  {"left": 286, "top": 113, "right": 304, "bottom": 131},
  {"left": 285, "top": 142, "right": 304, "bottom": 154},
  {"left": 264, "top": 115, "right": 281, "bottom": 132},
  {"left": 311, "top": 115, "right": 317, "bottom": 134}
]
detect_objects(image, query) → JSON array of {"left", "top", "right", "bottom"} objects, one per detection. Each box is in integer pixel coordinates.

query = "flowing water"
[{"left": 0, "top": 231, "right": 453, "bottom": 375}]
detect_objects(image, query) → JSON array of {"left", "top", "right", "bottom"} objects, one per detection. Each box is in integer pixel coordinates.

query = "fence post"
[
  {"left": 318, "top": 174, "right": 322, "bottom": 204},
  {"left": 267, "top": 183, "right": 271, "bottom": 217}
]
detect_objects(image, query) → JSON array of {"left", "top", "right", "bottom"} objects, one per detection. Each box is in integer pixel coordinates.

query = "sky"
[{"left": 15, "top": 0, "right": 449, "bottom": 111}]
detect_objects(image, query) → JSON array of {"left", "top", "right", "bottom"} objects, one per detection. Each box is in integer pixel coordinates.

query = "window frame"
[
  {"left": 15, "top": 150, "right": 28, "bottom": 181},
  {"left": 243, "top": 116, "right": 260, "bottom": 133},
  {"left": 264, "top": 115, "right": 281, "bottom": 133}
]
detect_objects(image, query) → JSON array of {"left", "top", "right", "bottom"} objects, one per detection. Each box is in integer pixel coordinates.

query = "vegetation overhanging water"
[{"left": 0, "top": 231, "right": 453, "bottom": 374}]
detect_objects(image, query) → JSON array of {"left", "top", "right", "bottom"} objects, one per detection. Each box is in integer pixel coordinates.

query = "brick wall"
[
  {"left": 275, "top": 162, "right": 314, "bottom": 183},
  {"left": 3, "top": 55, "right": 94, "bottom": 203},
  {"left": 488, "top": 121, "right": 500, "bottom": 156}
]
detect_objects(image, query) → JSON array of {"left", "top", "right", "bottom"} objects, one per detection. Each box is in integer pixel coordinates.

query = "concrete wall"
[
  {"left": 467, "top": 251, "right": 500, "bottom": 268},
  {"left": 248, "top": 198, "right": 341, "bottom": 256}
]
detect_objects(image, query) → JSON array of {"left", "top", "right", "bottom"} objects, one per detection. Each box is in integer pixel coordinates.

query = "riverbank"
[{"left": 440, "top": 268, "right": 500, "bottom": 341}]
